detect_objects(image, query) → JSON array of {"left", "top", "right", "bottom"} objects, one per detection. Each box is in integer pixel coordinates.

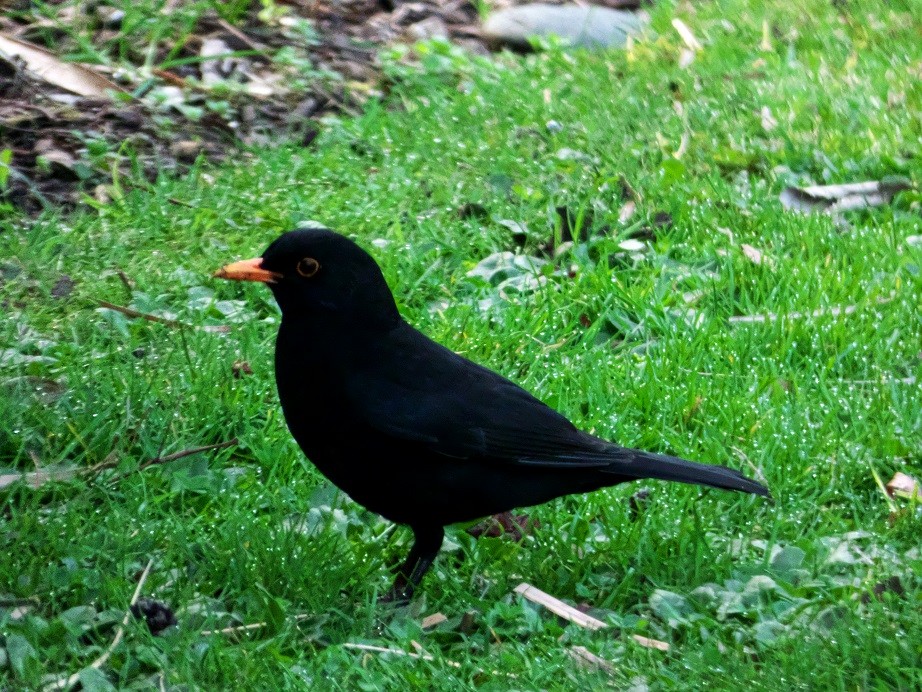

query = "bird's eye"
[{"left": 296, "top": 257, "right": 320, "bottom": 278}]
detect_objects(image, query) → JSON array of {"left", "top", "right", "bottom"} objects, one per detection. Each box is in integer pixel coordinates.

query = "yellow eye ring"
[{"left": 296, "top": 257, "right": 320, "bottom": 278}]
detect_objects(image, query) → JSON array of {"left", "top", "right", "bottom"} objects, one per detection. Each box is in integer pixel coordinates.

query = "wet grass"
[{"left": 1, "top": 0, "right": 921, "bottom": 687}]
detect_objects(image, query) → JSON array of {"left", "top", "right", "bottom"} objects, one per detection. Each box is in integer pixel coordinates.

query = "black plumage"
[{"left": 217, "top": 228, "right": 769, "bottom": 602}]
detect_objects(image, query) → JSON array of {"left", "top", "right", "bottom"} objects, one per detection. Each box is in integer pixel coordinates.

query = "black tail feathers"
[{"left": 613, "top": 449, "right": 771, "bottom": 498}]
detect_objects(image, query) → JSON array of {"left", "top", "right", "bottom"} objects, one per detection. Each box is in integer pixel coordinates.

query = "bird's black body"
[{"left": 219, "top": 228, "right": 770, "bottom": 602}]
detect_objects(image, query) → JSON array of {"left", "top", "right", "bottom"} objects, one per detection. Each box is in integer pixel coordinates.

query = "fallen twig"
[
  {"left": 151, "top": 68, "right": 188, "bottom": 88},
  {"left": 341, "top": 642, "right": 462, "bottom": 668},
  {"left": 0, "top": 439, "right": 237, "bottom": 491},
  {"left": 514, "top": 583, "right": 606, "bottom": 630},
  {"left": 729, "top": 295, "right": 893, "bottom": 325},
  {"left": 216, "top": 18, "right": 268, "bottom": 53},
  {"left": 631, "top": 634, "right": 670, "bottom": 651},
  {"left": 201, "top": 621, "right": 270, "bottom": 636},
  {"left": 568, "top": 645, "right": 615, "bottom": 673},
  {"left": 97, "top": 300, "right": 229, "bottom": 333},
  {"left": 101, "top": 439, "right": 238, "bottom": 485},
  {"left": 200, "top": 612, "right": 314, "bottom": 636},
  {"left": 44, "top": 559, "right": 154, "bottom": 691},
  {"left": 514, "top": 583, "right": 671, "bottom": 651},
  {"left": 124, "top": 439, "right": 238, "bottom": 475},
  {"left": 841, "top": 376, "right": 917, "bottom": 386}
]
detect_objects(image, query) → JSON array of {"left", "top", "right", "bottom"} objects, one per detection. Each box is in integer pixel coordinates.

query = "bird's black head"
[{"left": 216, "top": 228, "right": 400, "bottom": 328}]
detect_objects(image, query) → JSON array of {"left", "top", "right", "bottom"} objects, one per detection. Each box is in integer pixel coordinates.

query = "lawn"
[{"left": 1, "top": 0, "right": 921, "bottom": 688}]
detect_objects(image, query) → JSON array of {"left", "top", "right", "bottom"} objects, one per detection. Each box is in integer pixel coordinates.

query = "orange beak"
[{"left": 214, "top": 257, "right": 282, "bottom": 284}]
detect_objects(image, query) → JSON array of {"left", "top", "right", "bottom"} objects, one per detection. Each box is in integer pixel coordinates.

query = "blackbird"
[{"left": 216, "top": 228, "right": 770, "bottom": 602}]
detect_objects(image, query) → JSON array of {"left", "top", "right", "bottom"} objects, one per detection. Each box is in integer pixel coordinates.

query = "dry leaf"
[
  {"left": 40, "top": 148, "right": 77, "bottom": 173},
  {"left": 671, "top": 18, "right": 702, "bottom": 51},
  {"left": 741, "top": 243, "right": 764, "bottom": 265},
  {"left": 0, "top": 33, "right": 124, "bottom": 98},
  {"left": 421, "top": 612, "right": 447, "bottom": 629},
  {"left": 780, "top": 178, "right": 912, "bottom": 214},
  {"left": 10, "top": 605, "right": 33, "bottom": 620},
  {"left": 674, "top": 131, "right": 689, "bottom": 158},
  {"left": 199, "top": 37, "right": 234, "bottom": 87},
  {"left": 618, "top": 200, "right": 637, "bottom": 224},
  {"left": 886, "top": 472, "right": 921, "bottom": 501},
  {"left": 232, "top": 360, "right": 253, "bottom": 378},
  {"left": 244, "top": 71, "right": 278, "bottom": 98}
]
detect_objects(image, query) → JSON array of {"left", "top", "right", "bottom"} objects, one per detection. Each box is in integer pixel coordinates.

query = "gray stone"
[
  {"left": 405, "top": 16, "right": 450, "bottom": 41},
  {"left": 483, "top": 4, "right": 644, "bottom": 50}
]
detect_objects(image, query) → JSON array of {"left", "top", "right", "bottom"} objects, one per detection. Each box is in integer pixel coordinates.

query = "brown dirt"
[{"left": 0, "top": 0, "right": 641, "bottom": 214}]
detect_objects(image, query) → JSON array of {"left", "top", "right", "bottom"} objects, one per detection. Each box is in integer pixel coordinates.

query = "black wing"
[{"left": 344, "top": 323, "right": 613, "bottom": 466}]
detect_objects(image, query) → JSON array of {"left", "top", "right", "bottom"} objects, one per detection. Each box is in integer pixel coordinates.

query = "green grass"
[{"left": 2, "top": 0, "right": 922, "bottom": 687}]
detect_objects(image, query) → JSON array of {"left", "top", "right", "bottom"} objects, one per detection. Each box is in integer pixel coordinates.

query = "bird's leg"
[{"left": 381, "top": 525, "right": 444, "bottom": 604}]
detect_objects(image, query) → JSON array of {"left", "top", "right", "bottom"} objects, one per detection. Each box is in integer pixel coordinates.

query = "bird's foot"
[{"left": 379, "top": 575, "right": 414, "bottom": 606}]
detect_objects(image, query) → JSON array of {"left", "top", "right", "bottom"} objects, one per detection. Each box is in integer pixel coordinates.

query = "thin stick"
[
  {"left": 729, "top": 303, "right": 859, "bottom": 324},
  {"left": 45, "top": 559, "right": 154, "bottom": 691},
  {"left": 135, "top": 439, "right": 238, "bottom": 472},
  {"left": 216, "top": 18, "right": 267, "bottom": 53},
  {"left": 114, "top": 270, "right": 135, "bottom": 297},
  {"left": 514, "top": 583, "right": 606, "bottom": 630},
  {"left": 514, "top": 583, "right": 671, "bottom": 650},
  {"left": 201, "top": 622, "right": 266, "bottom": 636},
  {"left": 631, "top": 634, "right": 670, "bottom": 651},
  {"left": 100, "top": 439, "right": 238, "bottom": 482},
  {"left": 841, "top": 376, "right": 916, "bottom": 386},
  {"left": 340, "top": 642, "right": 461, "bottom": 668},
  {"left": 569, "top": 645, "right": 615, "bottom": 673},
  {"left": 0, "top": 440, "right": 237, "bottom": 490},
  {"left": 201, "top": 612, "right": 314, "bottom": 636},
  {"left": 729, "top": 295, "right": 894, "bottom": 325},
  {"left": 96, "top": 300, "right": 229, "bottom": 333}
]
